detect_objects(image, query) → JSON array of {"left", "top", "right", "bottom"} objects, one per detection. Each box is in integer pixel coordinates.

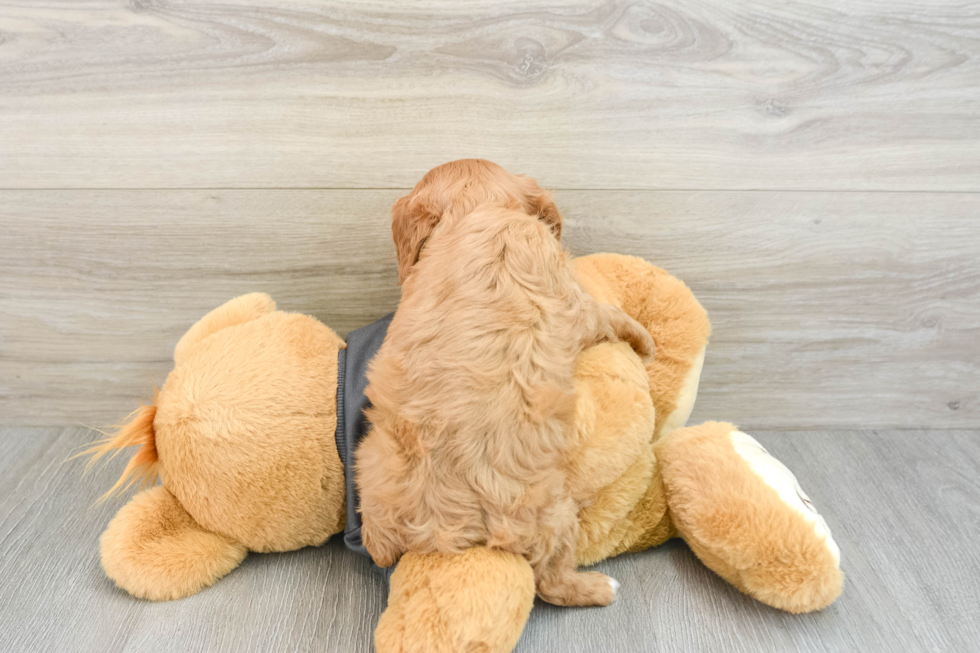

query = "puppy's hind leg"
[
  {"left": 532, "top": 495, "right": 618, "bottom": 607},
  {"left": 362, "top": 517, "right": 404, "bottom": 568}
]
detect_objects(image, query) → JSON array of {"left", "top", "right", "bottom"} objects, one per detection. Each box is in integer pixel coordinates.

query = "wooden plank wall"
[{"left": 1, "top": 1, "right": 978, "bottom": 428}]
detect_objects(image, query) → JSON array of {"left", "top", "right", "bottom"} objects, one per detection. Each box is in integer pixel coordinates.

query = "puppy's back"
[
  {"left": 370, "top": 206, "right": 579, "bottom": 421},
  {"left": 359, "top": 205, "right": 586, "bottom": 562}
]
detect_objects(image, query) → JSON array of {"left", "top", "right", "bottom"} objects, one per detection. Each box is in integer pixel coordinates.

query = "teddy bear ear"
[
  {"left": 101, "top": 485, "right": 247, "bottom": 601},
  {"left": 174, "top": 293, "right": 276, "bottom": 365}
]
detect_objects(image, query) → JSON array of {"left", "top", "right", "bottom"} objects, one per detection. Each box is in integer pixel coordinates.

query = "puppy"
[{"left": 356, "top": 160, "right": 655, "bottom": 606}]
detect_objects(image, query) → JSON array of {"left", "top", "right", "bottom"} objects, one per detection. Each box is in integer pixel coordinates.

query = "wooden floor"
[
  {"left": 2, "top": 427, "right": 978, "bottom": 652},
  {"left": 2, "top": 1, "right": 979, "bottom": 652}
]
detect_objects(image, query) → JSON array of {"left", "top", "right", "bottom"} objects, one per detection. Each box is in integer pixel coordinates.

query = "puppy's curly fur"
[{"left": 356, "top": 160, "right": 654, "bottom": 607}]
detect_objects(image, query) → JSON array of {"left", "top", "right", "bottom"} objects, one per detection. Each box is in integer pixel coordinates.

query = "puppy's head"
[{"left": 391, "top": 159, "right": 561, "bottom": 283}]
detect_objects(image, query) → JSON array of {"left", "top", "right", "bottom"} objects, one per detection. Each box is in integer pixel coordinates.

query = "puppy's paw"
[
  {"left": 620, "top": 316, "right": 656, "bottom": 364},
  {"left": 362, "top": 522, "right": 401, "bottom": 568},
  {"left": 607, "top": 576, "right": 620, "bottom": 602},
  {"left": 538, "top": 571, "right": 619, "bottom": 607},
  {"left": 573, "top": 571, "right": 619, "bottom": 607}
]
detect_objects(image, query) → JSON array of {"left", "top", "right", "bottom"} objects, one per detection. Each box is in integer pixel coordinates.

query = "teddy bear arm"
[
  {"left": 574, "top": 254, "right": 710, "bottom": 440},
  {"left": 100, "top": 485, "right": 247, "bottom": 601}
]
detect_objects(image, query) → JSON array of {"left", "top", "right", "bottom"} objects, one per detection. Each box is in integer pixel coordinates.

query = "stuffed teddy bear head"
[
  {"left": 157, "top": 293, "right": 348, "bottom": 552},
  {"left": 90, "top": 293, "right": 348, "bottom": 599}
]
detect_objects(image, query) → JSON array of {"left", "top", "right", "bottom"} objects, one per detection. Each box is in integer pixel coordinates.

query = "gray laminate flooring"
[{"left": 1, "top": 427, "right": 978, "bottom": 652}]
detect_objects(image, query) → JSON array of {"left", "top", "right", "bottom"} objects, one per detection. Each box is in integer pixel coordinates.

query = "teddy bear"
[{"left": 86, "top": 252, "right": 842, "bottom": 653}]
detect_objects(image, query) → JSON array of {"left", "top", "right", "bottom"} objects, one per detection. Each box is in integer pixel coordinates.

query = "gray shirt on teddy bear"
[{"left": 334, "top": 313, "right": 394, "bottom": 561}]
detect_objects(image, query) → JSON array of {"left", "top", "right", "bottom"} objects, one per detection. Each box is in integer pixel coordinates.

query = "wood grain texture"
[
  {"left": 2, "top": 0, "right": 977, "bottom": 649},
  {"left": 0, "top": 189, "right": 403, "bottom": 428},
  {"left": 2, "top": 427, "right": 978, "bottom": 652},
  {"left": 1, "top": 0, "right": 979, "bottom": 190},
  {"left": 2, "top": 189, "right": 977, "bottom": 429}
]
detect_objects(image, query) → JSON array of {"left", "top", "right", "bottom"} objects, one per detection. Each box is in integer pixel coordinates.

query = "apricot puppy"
[{"left": 356, "top": 160, "right": 654, "bottom": 606}]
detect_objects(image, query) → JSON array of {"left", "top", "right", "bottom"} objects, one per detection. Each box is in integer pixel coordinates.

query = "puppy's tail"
[{"left": 76, "top": 393, "right": 159, "bottom": 504}]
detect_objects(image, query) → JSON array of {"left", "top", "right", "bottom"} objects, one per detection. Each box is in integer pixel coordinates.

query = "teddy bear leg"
[
  {"left": 654, "top": 422, "right": 843, "bottom": 613},
  {"left": 100, "top": 485, "right": 247, "bottom": 601},
  {"left": 374, "top": 548, "right": 535, "bottom": 653}
]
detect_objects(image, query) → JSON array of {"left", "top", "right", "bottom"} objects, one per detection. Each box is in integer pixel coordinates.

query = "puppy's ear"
[
  {"left": 391, "top": 195, "right": 440, "bottom": 284},
  {"left": 530, "top": 189, "right": 562, "bottom": 241}
]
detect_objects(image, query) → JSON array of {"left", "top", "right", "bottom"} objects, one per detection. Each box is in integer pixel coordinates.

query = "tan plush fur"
[
  {"left": 156, "top": 304, "right": 347, "bottom": 551},
  {"left": 655, "top": 421, "right": 844, "bottom": 613},
  {"left": 575, "top": 254, "right": 711, "bottom": 439},
  {"left": 88, "top": 247, "right": 841, "bottom": 652},
  {"left": 358, "top": 162, "right": 655, "bottom": 607},
  {"left": 563, "top": 342, "right": 657, "bottom": 564},
  {"left": 173, "top": 292, "right": 278, "bottom": 366},
  {"left": 101, "top": 485, "right": 247, "bottom": 601},
  {"left": 568, "top": 253, "right": 712, "bottom": 561},
  {"left": 375, "top": 547, "right": 535, "bottom": 653},
  {"left": 89, "top": 293, "right": 347, "bottom": 599}
]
